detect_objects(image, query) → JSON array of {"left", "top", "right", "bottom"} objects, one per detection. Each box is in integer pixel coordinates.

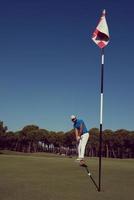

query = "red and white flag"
[{"left": 92, "top": 10, "right": 109, "bottom": 48}]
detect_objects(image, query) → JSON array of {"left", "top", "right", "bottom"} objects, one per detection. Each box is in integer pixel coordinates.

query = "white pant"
[{"left": 78, "top": 133, "right": 89, "bottom": 159}]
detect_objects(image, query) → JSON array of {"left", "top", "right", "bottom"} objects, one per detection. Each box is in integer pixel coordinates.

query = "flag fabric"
[{"left": 92, "top": 10, "right": 109, "bottom": 48}]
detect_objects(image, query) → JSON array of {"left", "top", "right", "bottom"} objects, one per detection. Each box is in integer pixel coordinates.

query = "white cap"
[{"left": 70, "top": 115, "right": 76, "bottom": 120}]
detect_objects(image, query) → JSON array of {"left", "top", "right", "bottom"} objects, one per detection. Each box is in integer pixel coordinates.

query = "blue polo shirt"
[{"left": 73, "top": 119, "right": 88, "bottom": 134}]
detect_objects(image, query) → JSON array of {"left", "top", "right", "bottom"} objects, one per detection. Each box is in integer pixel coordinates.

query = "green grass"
[{"left": 0, "top": 151, "right": 134, "bottom": 200}]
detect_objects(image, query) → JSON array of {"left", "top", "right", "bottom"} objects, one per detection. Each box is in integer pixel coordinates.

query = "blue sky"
[{"left": 0, "top": 0, "right": 134, "bottom": 132}]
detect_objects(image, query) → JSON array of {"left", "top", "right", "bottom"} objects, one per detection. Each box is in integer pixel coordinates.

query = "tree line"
[{"left": 0, "top": 121, "right": 134, "bottom": 158}]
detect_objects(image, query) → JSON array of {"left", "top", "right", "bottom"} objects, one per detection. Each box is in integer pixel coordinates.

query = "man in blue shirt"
[{"left": 71, "top": 115, "right": 89, "bottom": 166}]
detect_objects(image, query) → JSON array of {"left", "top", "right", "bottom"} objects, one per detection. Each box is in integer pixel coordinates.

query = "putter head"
[{"left": 79, "top": 159, "right": 87, "bottom": 167}]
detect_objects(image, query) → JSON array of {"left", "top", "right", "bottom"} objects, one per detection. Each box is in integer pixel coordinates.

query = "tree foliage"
[{"left": 0, "top": 121, "right": 134, "bottom": 158}]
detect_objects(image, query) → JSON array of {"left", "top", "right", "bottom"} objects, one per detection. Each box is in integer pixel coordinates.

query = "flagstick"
[{"left": 98, "top": 47, "right": 104, "bottom": 192}]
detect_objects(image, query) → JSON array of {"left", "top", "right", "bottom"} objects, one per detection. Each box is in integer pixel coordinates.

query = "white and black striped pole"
[
  {"left": 92, "top": 9, "right": 109, "bottom": 192},
  {"left": 98, "top": 47, "right": 104, "bottom": 192}
]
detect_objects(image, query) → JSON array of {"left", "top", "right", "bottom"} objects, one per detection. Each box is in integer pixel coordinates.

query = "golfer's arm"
[
  {"left": 75, "top": 128, "right": 79, "bottom": 139},
  {"left": 79, "top": 124, "right": 83, "bottom": 136}
]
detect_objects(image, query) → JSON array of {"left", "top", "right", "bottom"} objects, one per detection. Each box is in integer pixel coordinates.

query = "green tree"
[
  {"left": 19, "top": 125, "right": 41, "bottom": 152},
  {"left": 0, "top": 121, "right": 8, "bottom": 150}
]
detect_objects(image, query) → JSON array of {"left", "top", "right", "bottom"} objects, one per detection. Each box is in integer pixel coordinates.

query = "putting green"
[{"left": 0, "top": 152, "right": 134, "bottom": 200}]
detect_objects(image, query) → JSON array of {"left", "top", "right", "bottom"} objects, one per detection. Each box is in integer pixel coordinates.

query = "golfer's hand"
[{"left": 76, "top": 136, "right": 80, "bottom": 142}]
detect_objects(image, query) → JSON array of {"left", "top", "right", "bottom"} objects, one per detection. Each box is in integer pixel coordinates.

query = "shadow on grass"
[{"left": 81, "top": 164, "right": 99, "bottom": 191}]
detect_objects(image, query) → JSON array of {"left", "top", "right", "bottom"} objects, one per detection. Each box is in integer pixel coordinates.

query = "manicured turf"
[{"left": 0, "top": 152, "right": 134, "bottom": 200}]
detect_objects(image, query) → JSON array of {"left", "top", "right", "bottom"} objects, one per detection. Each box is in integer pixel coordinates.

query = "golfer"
[{"left": 71, "top": 115, "right": 89, "bottom": 166}]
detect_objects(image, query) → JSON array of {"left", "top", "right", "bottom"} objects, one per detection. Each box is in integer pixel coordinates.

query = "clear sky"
[{"left": 0, "top": 0, "right": 134, "bottom": 132}]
